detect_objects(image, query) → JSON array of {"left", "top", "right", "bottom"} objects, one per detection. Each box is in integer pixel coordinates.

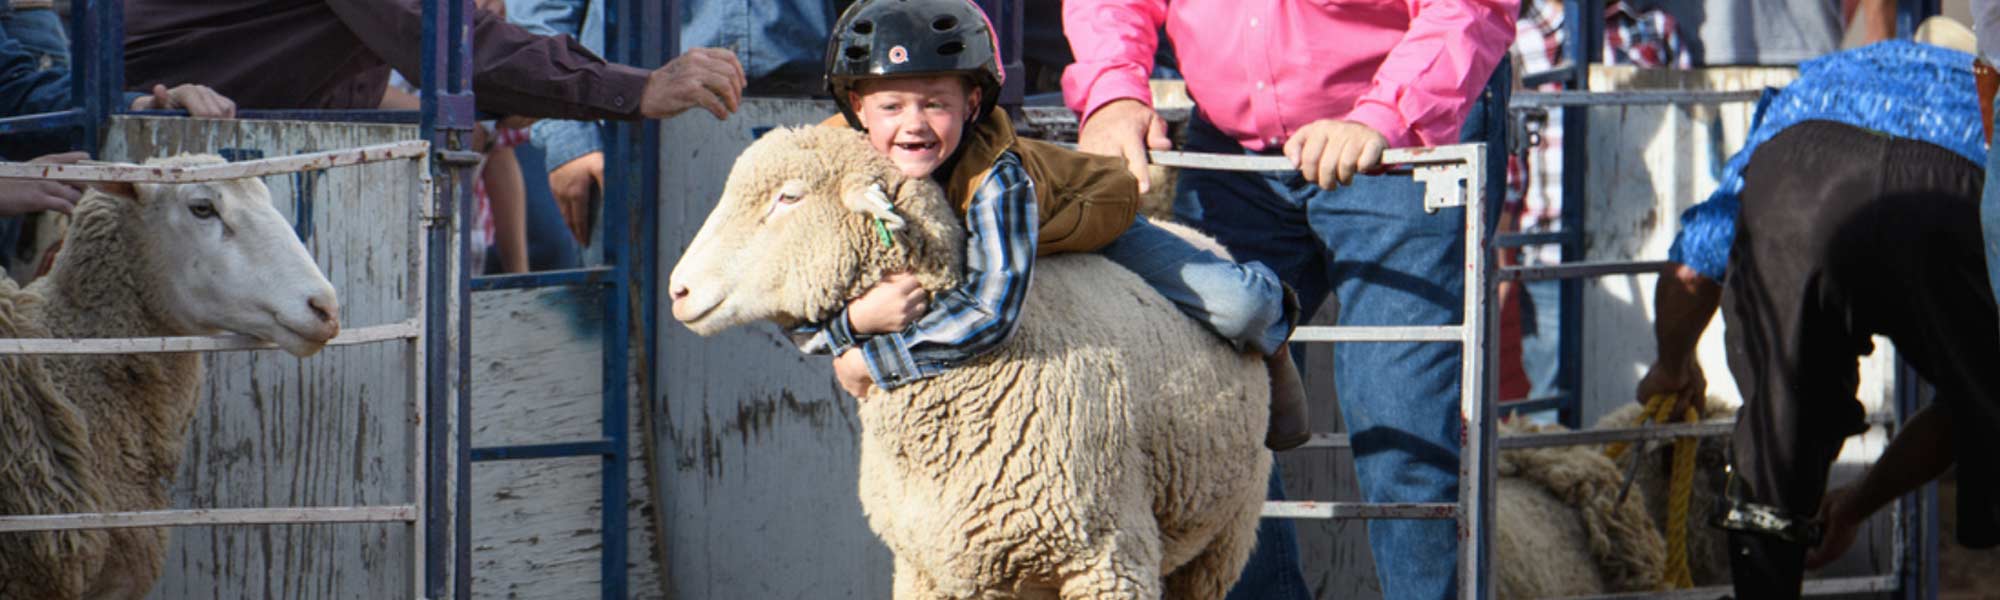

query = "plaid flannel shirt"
[{"left": 794, "top": 151, "right": 1038, "bottom": 390}]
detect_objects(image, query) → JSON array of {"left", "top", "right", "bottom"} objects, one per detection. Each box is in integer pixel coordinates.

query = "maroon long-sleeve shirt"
[{"left": 123, "top": 0, "right": 650, "bottom": 120}]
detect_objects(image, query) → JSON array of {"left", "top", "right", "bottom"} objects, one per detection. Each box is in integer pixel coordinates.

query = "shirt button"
[
  {"left": 1270, "top": 136, "right": 1283, "bottom": 145},
  {"left": 1255, "top": 81, "right": 1266, "bottom": 90},
  {"left": 613, "top": 95, "right": 627, "bottom": 107},
  {"left": 1250, "top": 17, "right": 1259, "bottom": 27}
]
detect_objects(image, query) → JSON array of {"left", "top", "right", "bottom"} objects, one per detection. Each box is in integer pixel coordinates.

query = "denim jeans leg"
[
  {"left": 1223, "top": 467, "right": 1312, "bottom": 600},
  {"left": 0, "top": 10, "right": 70, "bottom": 71},
  {"left": 1173, "top": 117, "right": 1317, "bottom": 600},
  {"left": 1098, "top": 216, "right": 1290, "bottom": 355},
  {"left": 1985, "top": 108, "right": 2000, "bottom": 330},
  {"left": 1306, "top": 171, "right": 1464, "bottom": 600},
  {"left": 1520, "top": 278, "right": 1562, "bottom": 397}
]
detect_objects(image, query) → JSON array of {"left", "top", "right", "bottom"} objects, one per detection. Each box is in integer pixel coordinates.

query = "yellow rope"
[{"left": 1604, "top": 394, "right": 1698, "bottom": 589}]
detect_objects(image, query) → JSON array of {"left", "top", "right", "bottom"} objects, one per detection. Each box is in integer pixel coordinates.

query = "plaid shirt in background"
[{"left": 1508, "top": 0, "right": 1691, "bottom": 265}]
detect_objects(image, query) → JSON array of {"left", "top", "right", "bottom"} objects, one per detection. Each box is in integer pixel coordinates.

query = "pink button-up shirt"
[{"left": 1062, "top": 0, "right": 1518, "bottom": 151}]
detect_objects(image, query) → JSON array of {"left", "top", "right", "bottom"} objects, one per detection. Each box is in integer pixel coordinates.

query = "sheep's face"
[
  {"left": 670, "top": 126, "right": 961, "bottom": 336},
  {"left": 119, "top": 156, "right": 341, "bottom": 356}
]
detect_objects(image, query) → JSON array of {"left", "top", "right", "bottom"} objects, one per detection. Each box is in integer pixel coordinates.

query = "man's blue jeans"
[{"left": 1179, "top": 116, "right": 1466, "bottom": 599}]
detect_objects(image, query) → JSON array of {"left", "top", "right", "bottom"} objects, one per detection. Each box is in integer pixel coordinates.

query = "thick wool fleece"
[
  {"left": 674, "top": 127, "right": 1272, "bottom": 599},
  {"left": 0, "top": 156, "right": 228, "bottom": 600},
  {"left": 1494, "top": 396, "right": 1742, "bottom": 598}
]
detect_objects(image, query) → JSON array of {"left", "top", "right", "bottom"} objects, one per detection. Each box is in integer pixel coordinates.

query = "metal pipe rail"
[
  {"left": 0, "top": 141, "right": 434, "bottom": 599},
  {"left": 1509, "top": 89, "right": 1766, "bottom": 108},
  {"left": 1157, "top": 144, "right": 1494, "bottom": 598},
  {"left": 1552, "top": 575, "right": 1899, "bottom": 599},
  {"left": 0, "top": 140, "right": 431, "bottom": 183}
]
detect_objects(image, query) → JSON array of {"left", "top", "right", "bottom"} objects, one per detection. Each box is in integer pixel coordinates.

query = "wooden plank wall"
[
  {"left": 654, "top": 99, "right": 896, "bottom": 599},
  {"left": 103, "top": 117, "right": 425, "bottom": 599}
]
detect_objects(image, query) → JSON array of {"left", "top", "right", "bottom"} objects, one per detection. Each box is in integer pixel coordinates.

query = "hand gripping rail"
[
  {"left": 1151, "top": 143, "right": 1494, "bottom": 599},
  {"left": 0, "top": 140, "right": 434, "bottom": 598}
]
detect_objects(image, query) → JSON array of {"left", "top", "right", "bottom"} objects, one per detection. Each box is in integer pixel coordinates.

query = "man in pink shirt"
[{"left": 1065, "top": 1, "right": 1516, "bottom": 598}]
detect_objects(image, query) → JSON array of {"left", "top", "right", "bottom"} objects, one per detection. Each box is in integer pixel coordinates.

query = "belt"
[
  {"left": 1977, "top": 57, "right": 1998, "bottom": 145},
  {"left": 5, "top": 0, "right": 56, "bottom": 11}
]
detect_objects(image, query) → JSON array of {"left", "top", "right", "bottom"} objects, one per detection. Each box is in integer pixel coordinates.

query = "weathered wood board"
[
  {"left": 654, "top": 99, "right": 896, "bottom": 599},
  {"left": 466, "top": 284, "right": 667, "bottom": 599},
  {"left": 102, "top": 117, "right": 426, "bottom": 599}
]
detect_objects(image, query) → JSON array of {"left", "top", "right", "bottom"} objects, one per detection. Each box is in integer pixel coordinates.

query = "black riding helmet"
[{"left": 825, "top": 0, "right": 1005, "bottom": 130}]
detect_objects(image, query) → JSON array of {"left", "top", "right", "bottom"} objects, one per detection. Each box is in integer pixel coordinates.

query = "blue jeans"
[
  {"left": 1099, "top": 216, "right": 1290, "bottom": 355},
  {"left": 1520, "top": 278, "right": 1562, "bottom": 398},
  {"left": 1178, "top": 118, "right": 1465, "bottom": 599},
  {"left": 1181, "top": 60, "right": 1508, "bottom": 598},
  {"left": 504, "top": 0, "right": 606, "bottom": 172},
  {"left": 1985, "top": 107, "right": 2000, "bottom": 329},
  {"left": 0, "top": 7, "right": 66, "bottom": 70},
  {"left": 679, "top": 0, "right": 833, "bottom": 95}
]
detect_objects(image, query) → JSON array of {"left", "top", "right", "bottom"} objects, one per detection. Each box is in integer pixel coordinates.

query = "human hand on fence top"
[
  {"left": 1077, "top": 98, "right": 1171, "bottom": 194},
  {"left": 1284, "top": 119, "right": 1386, "bottom": 191},
  {"left": 130, "top": 84, "right": 236, "bottom": 119},
  {"left": 0, "top": 152, "right": 88, "bottom": 217},
  {"left": 642, "top": 48, "right": 747, "bottom": 120}
]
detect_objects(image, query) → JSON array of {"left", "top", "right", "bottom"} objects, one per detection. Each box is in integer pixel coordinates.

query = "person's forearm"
[
  {"left": 1840, "top": 404, "right": 1955, "bottom": 522},
  {"left": 484, "top": 145, "right": 529, "bottom": 273},
  {"left": 1854, "top": 0, "right": 1896, "bottom": 45},
  {"left": 1653, "top": 264, "right": 1720, "bottom": 370}
]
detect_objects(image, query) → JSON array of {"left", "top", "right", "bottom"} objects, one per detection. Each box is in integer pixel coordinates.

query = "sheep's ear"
[
  {"left": 840, "top": 172, "right": 906, "bottom": 231},
  {"left": 87, "top": 181, "right": 137, "bottom": 199}
]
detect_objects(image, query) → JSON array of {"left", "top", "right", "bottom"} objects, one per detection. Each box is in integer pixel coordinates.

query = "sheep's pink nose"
[
  {"left": 670, "top": 284, "right": 690, "bottom": 301},
  {"left": 306, "top": 293, "right": 341, "bottom": 340}
]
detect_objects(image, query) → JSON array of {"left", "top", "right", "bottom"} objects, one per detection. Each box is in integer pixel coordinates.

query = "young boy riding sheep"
[{"left": 800, "top": 0, "right": 1310, "bottom": 451}]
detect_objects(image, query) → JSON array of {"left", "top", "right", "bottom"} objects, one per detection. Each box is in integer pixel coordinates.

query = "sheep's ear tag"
[{"left": 859, "top": 182, "right": 903, "bottom": 247}]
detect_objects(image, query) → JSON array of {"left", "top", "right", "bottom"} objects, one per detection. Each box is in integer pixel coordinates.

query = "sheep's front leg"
[
  {"left": 893, "top": 557, "right": 953, "bottom": 600},
  {"left": 1058, "top": 537, "right": 1163, "bottom": 600}
]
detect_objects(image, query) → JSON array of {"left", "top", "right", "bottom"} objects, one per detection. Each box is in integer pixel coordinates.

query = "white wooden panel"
[
  {"left": 653, "top": 99, "right": 896, "bottom": 600},
  {"left": 465, "top": 285, "right": 666, "bottom": 599},
  {"left": 100, "top": 117, "right": 426, "bottom": 599},
  {"left": 1576, "top": 66, "right": 1900, "bottom": 427}
]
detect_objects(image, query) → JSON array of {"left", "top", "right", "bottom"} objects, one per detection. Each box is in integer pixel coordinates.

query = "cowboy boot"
[{"left": 1265, "top": 285, "right": 1310, "bottom": 451}]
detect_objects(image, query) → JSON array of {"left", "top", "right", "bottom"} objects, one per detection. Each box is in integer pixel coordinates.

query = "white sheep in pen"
[
  {"left": 0, "top": 155, "right": 340, "bottom": 600},
  {"left": 668, "top": 126, "right": 1270, "bottom": 599},
  {"left": 1495, "top": 398, "right": 1737, "bottom": 599}
]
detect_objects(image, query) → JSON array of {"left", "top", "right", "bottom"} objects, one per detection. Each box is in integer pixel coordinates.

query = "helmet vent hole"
[
  {"left": 845, "top": 46, "right": 870, "bottom": 60},
  {"left": 938, "top": 41, "right": 966, "bottom": 56},
  {"left": 852, "top": 20, "right": 874, "bottom": 34},
  {"left": 932, "top": 16, "right": 958, "bottom": 31}
]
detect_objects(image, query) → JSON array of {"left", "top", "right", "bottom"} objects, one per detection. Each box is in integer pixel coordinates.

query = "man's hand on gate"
[
  {"left": 1284, "top": 119, "right": 1387, "bottom": 191},
  {"left": 1077, "top": 99, "right": 1171, "bottom": 194},
  {"left": 641, "top": 48, "right": 746, "bottom": 120}
]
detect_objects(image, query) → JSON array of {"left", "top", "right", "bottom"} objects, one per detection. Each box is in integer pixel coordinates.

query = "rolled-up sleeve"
[
  {"left": 1346, "top": 0, "right": 1518, "bottom": 148},
  {"left": 1059, "top": 0, "right": 1167, "bottom": 122}
]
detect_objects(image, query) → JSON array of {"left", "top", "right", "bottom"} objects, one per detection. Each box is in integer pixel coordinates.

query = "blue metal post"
[
  {"left": 598, "top": 0, "right": 644, "bottom": 595},
  {"left": 419, "top": 0, "right": 477, "bottom": 596},
  {"left": 1554, "top": 0, "right": 1599, "bottom": 430}
]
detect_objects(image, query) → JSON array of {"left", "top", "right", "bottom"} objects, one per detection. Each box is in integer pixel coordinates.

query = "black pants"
[{"left": 1723, "top": 120, "right": 2000, "bottom": 598}]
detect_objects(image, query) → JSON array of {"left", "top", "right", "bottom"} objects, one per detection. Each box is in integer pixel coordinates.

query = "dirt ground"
[{"left": 1939, "top": 476, "right": 2000, "bottom": 600}]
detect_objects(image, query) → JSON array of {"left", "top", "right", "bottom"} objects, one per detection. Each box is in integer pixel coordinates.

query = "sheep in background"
[
  {"left": 1494, "top": 397, "right": 1739, "bottom": 599},
  {"left": 668, "top": 126, "right": 1270, "bottom": 599},
  {"left": 0, "top": 155, "right": 340, "bottom": 600}
]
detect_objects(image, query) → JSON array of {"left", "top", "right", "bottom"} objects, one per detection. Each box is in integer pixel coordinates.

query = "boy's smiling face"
[{"left": 849, "top": 75, "right": 982, "bottom": 178}]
